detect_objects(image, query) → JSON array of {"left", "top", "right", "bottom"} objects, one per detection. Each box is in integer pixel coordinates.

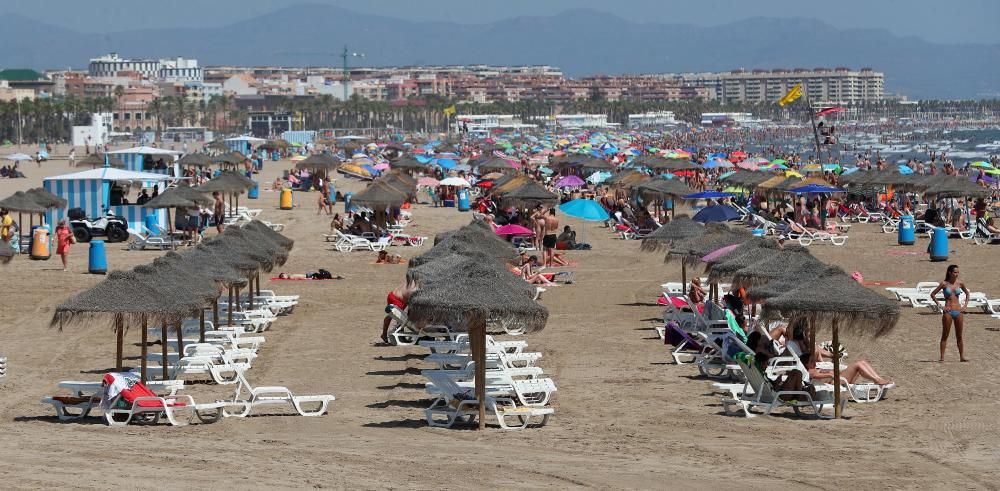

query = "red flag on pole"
[{"left": 815, "top": 107, "right": 846, "bottom": 117}]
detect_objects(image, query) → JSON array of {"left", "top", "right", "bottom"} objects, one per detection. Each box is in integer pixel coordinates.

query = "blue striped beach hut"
[
  {"left": 43, "top": 168, "right": 176, "bottom": 234},
  {"left": 225, "top": 136, "right": 267, "bottom": 155},
  {"left": 107, "top": 146, "right": 182, "bottom": 176}
]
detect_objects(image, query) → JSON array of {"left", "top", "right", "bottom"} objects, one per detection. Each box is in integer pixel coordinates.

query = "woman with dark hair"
[{"left": 930, "top": 264, "right": 970, "bottom": 362}]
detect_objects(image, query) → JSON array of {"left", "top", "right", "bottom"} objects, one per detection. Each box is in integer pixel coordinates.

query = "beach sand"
[{"left": 0, "top": 147, "right": 998, "bottom": 489}]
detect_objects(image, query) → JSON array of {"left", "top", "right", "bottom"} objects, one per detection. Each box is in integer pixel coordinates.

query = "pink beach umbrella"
[
  {"left": 701, "top": 243, "right": 741, "bottom": 263},
  {"left": 554, "top": 175, "right": 586, "bottom": 188},
  {"left": 373, "top": 162, "right": 391, "bottom": 171},
  {"left": 417, "top": 177, "right": 440, "bottom": 187},
  {"left": 494, "top": 224, "right": 535, "bottom": 236}
]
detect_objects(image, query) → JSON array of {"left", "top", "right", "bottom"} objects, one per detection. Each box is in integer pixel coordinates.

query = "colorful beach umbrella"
[
  {"left": 692, "top": 205, "right": 741, "bottom": 223},
  {"left": 559, "top": 198, "right": 610, "bottom": 221},
  {"left": 554, "top": 175, "right": 586, "bottom": 188},
  {"left": 682, "top": 191, "right": 736, "bottom": 200},
  {"left": 701, "top": 243, "right": 742, "bottom": 263},
  {"left": 417, "top": 177, "right": 439, "bottom": 187},
  {"left": 495, "top": 224, "right": 535, "bottom": 236}
]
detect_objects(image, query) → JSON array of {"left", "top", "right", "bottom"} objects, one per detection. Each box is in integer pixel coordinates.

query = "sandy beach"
[{"left": 0, "top": 148, "right": 998, "bottom": 489}]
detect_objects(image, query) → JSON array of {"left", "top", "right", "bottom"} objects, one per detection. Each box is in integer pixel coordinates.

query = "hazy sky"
[{"left": 7, "top": 0, "right": 999, "bottom": 44}]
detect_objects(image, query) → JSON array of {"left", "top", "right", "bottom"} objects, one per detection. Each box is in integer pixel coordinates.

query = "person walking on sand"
[
  {"left": 213, "top": 191, "right": 225, "bottom": 233},
  {"left": 542, "top": 207, "right": 559, "bottom": 267},
  {"left": 55, "top": 219, "right": 74, "bottom": 271},
  {"left": 931, "top": 264, "right": 970, "bottom": 362}
]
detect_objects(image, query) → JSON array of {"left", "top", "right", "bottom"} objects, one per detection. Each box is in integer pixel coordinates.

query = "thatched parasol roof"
[
  {"left": 731, "top": 250, "right": 824, "bottom": 288},
  {"left": 141, "top": 189, "right": 196, "bottom": 209},
  {"left": 925, "top": 177, "right": 991, "bottom": 198},
  {"left": 747, "top": 263, "right": 843, "bottom": 303},
  {"left": 640, "top": 214, "right": 704, "bottom": 252},
  {"left": 0, "top": 191, "right": 47, "bottom": 213},
  {"left": 24, "top": 187, "right": 67, "bottom": 209},
  {"left": 579, "top": 157, "right": 615, "bottom": 170},
  {"left": 666, "top": 223, "right": 753, "bottom": 266},
  {"left": 608, "top": 171, "right": 651, "bottom": 188},
  {"left": 351, "top": 181, "right": 407, "bottom": 207},
  {"left": 242, "top": 220, "right": 294, "bottom": 251},
  {"left": 762, "top": 272, "right": 901, "bottom": 337},
  {"left": 178, "top": 153, "right": 213, "bottom": 167},
  {"left": 132, "top": 263, "right": 219, "bottom": 305},
  {"left": 391, "top": 156, "right": 427, "bottom": 169},
  {"left": 295, "top": 153, "right": 340, "bottom": 171},
  {"left": 477, "top": 157, "right": 517, "bottom": 171},
  {"left": 156, "top": 251, "right": 245, "bottom": 287},
  {"left": 168, "top": 184, "right": 214, "bottom": 206},
  {"left": 488, "top": 175, "right": 530, "bottom": 196},
  {"left": 705, "top": 237, "right": 782, "bottom": 282},
  {"left": 407, "top": 251, "right": 496, "bottom": 285},
  {"left": 192, "top": 243, "right": 260, "bottom": 276},
  {"left": 218, "top": 227, "right": 286, "bottom": 269},
  {"left": 50, "top": 270, "right": 205, "bottom": 329},
  {"left": 207, "top": 141, "right": 229, "bottom": 151},
  {"left": 406, "top": 266, "right": 548, "bottom": 334},
  {"left": 197, "top": 173, "right": 251, "bottom": 194},
  {"left": 635, "top": 178, "right": 693, "bottom": 200},
  {"left": 500, "top": 181, "right": 559, "bottom": 208}
]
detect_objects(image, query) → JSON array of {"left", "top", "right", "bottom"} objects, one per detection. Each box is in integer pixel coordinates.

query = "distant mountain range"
[{"left": 2, "top": 4, "right": 997, "bottom": 99}]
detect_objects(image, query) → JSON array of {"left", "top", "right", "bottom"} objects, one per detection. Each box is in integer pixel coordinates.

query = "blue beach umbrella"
[
  {"left": 789, "top": 184, "right": 846, "bottom": 194},
  {"left": 692, "top": 205, "right": 741, "bottom": 223},
  {"left": 559, "top": 198, "right": 610, "bottom": 221}
]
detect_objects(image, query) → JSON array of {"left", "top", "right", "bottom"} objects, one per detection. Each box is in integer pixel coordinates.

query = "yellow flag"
[
  {"left": 442, "top": 105, "right": 456, "bottom": 116},
  {"left": 778, "top": 83, "right": 803, "bottom": 106}
]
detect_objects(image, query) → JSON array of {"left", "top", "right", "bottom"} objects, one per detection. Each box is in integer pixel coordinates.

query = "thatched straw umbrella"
[
  {"left": 500, "top": 181, "right": 559, "bottom": 208},
  {"left": 606, "top": 171, "right": 648, "bottom": 187},
  {"left": 667, "top": 224, "right": 753, "bottom": 301},
  {"left": 155, "top": 250, "right": 244, "bottom": 344},
  {"left": 640, "top": 214, "right": 704, "bottom": 252},
  {"left": 925, "top": 177, "right": 991, "bottom": 199},
  {"left": 391, "top": 156, "right": 427, "bottom": 171},
  {"left": 705, "top": 237, "right": 785, "bottom": 283},
  {"left": 635, "top": 178, "right": 693, "bottom": 218},
  {"left": 579, "top": 157, "right": 615, "bottom": 171},
  {"left": 168, "top": 184, "right": 214, "bottom": 207},
  {"left": 295, "top": 153, "right": 340, "bottom": 173},
  {"left": 25, "top": 187, "right": 67, "bottom": 209},
  {"left": 178, "top": 153, "right": 213, "bottom": 168},
  {"left": 411, "top": 221, "right": 517, "bottom": 268},
  {"left": 51, "top": 270, "right": 205, "bottom": 374},
  {"left": 762, "top": 272, "right": 900, "bottom": 418},
  {"left": 747, "top": 262, "right": 842, "bottom": 303},
  {"left": 406, "top": 256, "right": 548, "bottom": 429},
  {"left": 243, "top": 220, "right": 294, "bottom": 251},
  {"left": 142, "top": 190, "right": 196, "bottom": 249},
  {"left": 488, "top": 175, "right": 530, "bottom": 196},
  {"left": 351, "top": 182, "right": 407, "bottom": 225},
  {"left": 477, "top": 157, "right": 517, "bottom": 172},
  {"left": 731, "top": 250, "right": 824, "bottom": 288},
  {"left": 206, "top": 141, "right": 229, "bottom": 151},
  {"left": 0, "top": 191, "right": 48, "bottom": 238},
  {"left": 197, "top": 172, "right": 252, "bottom": 217}
]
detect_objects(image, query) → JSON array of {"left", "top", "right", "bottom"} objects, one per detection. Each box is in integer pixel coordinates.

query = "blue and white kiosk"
[
  {"left": 43, "top": 168, "right": 176, "bottom": 235},
  {"left": 107, "top": 146, "right": 182, "bottom": 176}
]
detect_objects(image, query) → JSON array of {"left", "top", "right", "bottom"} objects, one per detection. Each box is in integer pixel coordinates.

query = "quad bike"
[{"left": 68, "top": 207, "right": 130, "bottom": 243}]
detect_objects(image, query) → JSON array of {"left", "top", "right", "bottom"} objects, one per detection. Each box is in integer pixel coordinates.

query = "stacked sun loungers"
[
  {"left": 417, "top": 334, "right": 556, "bottom": 430},
  {"left": 654, "top": 283, "right": 893, "bottom": 419},
  {"left": 42, "top": 290, "right": 336, "bottom": 426}
]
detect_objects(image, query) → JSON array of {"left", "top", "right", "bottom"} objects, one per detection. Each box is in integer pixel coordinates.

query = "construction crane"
[{"left": 273, "top": 46, "right": 366, "bottom": 101}]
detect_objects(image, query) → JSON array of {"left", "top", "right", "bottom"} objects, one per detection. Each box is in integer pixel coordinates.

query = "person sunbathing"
[
  {"left": 546, "top": 250, "right": 568, "bottom": 267},
  {"left": 375, "top": 250, "right": 404, "bottom": 264},
  {"left": 986, "top": 217, "right": 1000, "bottom": 235},
  {"left": 514, "top": 255, "right": 557, "bottom": 286},
  {"left": 787, "top": 326, "right": 892, "bottom": 386}
]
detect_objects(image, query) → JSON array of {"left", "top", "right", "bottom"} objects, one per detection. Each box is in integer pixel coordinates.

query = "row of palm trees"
[{"left": 1, "top": 94, "right": 997, "bottom": 145}]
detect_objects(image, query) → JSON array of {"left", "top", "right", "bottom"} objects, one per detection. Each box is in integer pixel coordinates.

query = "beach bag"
[{"left": 314, "top": 269, "right": 334, "bottom": 280}]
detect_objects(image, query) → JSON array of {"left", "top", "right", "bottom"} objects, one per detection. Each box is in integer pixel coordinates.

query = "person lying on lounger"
[{"left": 376, "top": 250, "right": 404, "bottom": 264}]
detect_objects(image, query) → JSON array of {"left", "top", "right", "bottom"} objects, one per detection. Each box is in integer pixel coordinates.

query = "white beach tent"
[{"left": 43, "top": 168, "right": 177, "bottom": 234}]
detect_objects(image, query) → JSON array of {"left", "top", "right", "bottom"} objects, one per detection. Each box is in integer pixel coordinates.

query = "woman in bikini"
[{"left": 930, "top": 264, "right": 970, "bottom": 362}]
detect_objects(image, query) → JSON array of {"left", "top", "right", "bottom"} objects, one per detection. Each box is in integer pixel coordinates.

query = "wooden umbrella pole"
[
  {"left": 469, "top": 316, "right": 487, "bottom": 430},
  {"left": 199, "top": 309, "right": 206, "bottom": 343},
  {"left": 247, "top": 275, "right": 254, "bottom": 310},
  {"left": 213, "top": 296, "right": 219, "bottom": 330},
  {"left": 681, "top": 262, "right": 687, "bottom": 292},
  {"left": 115, "top": 317, "right": 124, "bottom": 371},
  {"left": 140, "top": 315, "right": 148, "bottom": 382},
  {"left": 832, "top": 319, "right": 842, "bottom": 419},
  {"left": 235, "top": 285, "right": 242, "bottom": 311},
  {"left": 160, "top": 321, "right": 168, "bottom": 380},
  {"left": 228, "top": 286, "right": 233, "bottom": 325},
  {"left": 175, "top": 321, "right": 183, "bottom": 355},
  {"left": 256, "top": 273, "right": 261, "bottom": 297}
]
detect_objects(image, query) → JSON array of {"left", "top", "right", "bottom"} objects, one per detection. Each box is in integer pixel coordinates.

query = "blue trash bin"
[
  {"left": 457, "top": 188, "right": 470, "bottom": 211},
  {"left": 898, "top": 215, "right": 915, "bottom": 245},
  {"left": 88, "top": 240, "right": 107, "bottom": 274},
  {"left": 248, "top": 181, "right": 259, "bottom": 199},
  {"left": 930, "top": 227, "right": 949, "bottom": 262}
]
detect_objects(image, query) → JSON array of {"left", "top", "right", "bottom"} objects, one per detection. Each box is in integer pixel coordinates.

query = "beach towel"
[{"left": 101, "top": 372, "right": 140, "bottom": 411}]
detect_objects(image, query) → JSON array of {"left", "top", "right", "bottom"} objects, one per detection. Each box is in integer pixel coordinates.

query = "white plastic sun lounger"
[
  {"left": 721, "top": 358, "right": 842, "bottom": 419},
  {"left": 423, "top": 371, "right": 553, "bottom": 430},
  {"left": 222, "top": 369, "right": 335, "bottom": 418}
]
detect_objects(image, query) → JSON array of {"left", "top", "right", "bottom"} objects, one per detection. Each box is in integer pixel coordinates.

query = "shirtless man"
[
  {"left": 542, "top": 208, "right": 559, "bottom": 266},
  {"left": 381, "top": 280, "right": 418, "bottom": 344},
  {"left": 213, "top": 192, "right": 225, "bottom": 233}
]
